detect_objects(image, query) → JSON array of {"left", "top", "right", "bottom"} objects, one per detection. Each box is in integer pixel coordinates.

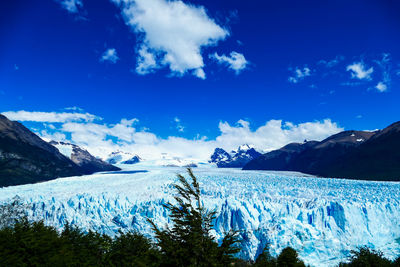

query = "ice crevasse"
[{"left": 0, "top": 166, "right": 399, "bottom": 266}]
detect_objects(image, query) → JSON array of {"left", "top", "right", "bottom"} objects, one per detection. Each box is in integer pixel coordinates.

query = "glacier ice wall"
[{"left": 0, "top": 166, "right": 399, "bottom": 266}]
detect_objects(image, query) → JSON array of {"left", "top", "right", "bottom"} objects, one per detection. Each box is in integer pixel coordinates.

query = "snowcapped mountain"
[
  {"left": 49, "top": 141, "right": 120, "bottom": 174},
  {"left": 0, "top": 167, "right": 399, "bottom": 266},
  {"left": 0, "top": 115, "right": 83, "bottom": 187},
  {"left": 121, "top": 155, "right": 141, "bottom": 164},
  {"left": 105, "top": 151, "right": 139, "bottom": 164},
  {"left": 105, "top": 151, "right": 204, "bottom": 167},
  {"left": 244, "top": 121, "right": 400, "bottom": 181},
  {"left": 210, "top": 144, "right": 261, "bottom": 168}
]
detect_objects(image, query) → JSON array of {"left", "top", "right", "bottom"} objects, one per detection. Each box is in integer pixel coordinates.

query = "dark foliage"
[
  {"left": 338, "top": 246, "right": 398, "bottom": 267},
  {"left": 0, "top": 219, "right": 161, "bottom": 267},
  {"left": 276, "top": 247, "right": 306, "bottom": 267},
  {"left": 148, "top": 168, "right": 240, "bottom": 266},
  {"left": 253, "top": 244, "right": 277, "bottom": 267},
  {"left": 106, "top": 230, "right": 161, "bottom": 267},
  {"left": 1, "top": 170, "right": 399, "bottom": 266},
  {"left": 252, "top": 245, "right": 305, "bottom": 267}
]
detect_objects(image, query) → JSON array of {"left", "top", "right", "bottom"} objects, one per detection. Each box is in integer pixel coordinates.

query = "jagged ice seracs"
[{"left": 0, "top": 164, "right": 399, "bottom": 266}]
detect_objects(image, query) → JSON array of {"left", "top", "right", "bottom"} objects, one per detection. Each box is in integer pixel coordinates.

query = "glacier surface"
[{"left": 0, "top": 164, "right": 399, "bottom": 266}]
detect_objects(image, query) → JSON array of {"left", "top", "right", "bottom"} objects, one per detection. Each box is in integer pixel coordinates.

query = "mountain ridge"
[
  {"left": 243, "top": 122, "right": 400, "bottom": 181},
  {"left": 49, "top": 141, "right": 120, "bottom": 174},
  {"left": 0, "top": 115, "right": 83, "bottom": 187},
  {"left": 209, "top": 144, "right": 262, "bottom": 168}
]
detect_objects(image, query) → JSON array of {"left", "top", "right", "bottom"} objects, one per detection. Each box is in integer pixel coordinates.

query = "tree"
[
  {"left": 148, "top": 168, "right": 240, "bottom": 267},
  {"left": 60, "top": 223, "right": 112, "bottom": 266},
  {"left": 253, "top": 243, "right": 277, "bottom": 267},
  {"left": 106, "top": 231, "right": 161, "bottom": 267},
  {"left": 276, "top": 247, "right": 306, "bottom": 267},
  {"left": 338, "top": 246, "right": 393, "bottom": 267},
  {"left": 0, "top": 196, "right": 28, "bottom": 229}
]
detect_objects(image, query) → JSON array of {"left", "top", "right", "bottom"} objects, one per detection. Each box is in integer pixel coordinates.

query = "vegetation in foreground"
[{"left": 0, "top": 169, "right": 399, "bottom": 266}]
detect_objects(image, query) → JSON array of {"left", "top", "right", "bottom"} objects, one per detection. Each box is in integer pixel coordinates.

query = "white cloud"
[
  {"left": 112, "top": 0, "right": 228, "bottom": 78},
  {"left": 64, "top": 106, "right": 85, "bottom": 112},
  {"left": 288, "top": 67, "right": 311, "bottom": 83},
  {"left": 174, "top": 117, "right": 185, "bottom": 132},
  {"left": 215, "top": 119, "right": 342, "bottom": 152},
  {"left": 8, "top": 110, "right": 342, "bottom": 162},
  {"left": 346, "top": 62, "right": 373, "bottom": 80},
  {"left": 375, "top": 82, "right": 387, "bottom": 92},
  {"left": 1, "top": 111, "right": 101, "bottom": 123},
  {"left": 318, "top": 55, "right": 345, "bottom": 68},
  {"left": 136, "top": 46, "right": 159, "bottom": 74},
  {"left": 193, "top": 68, "right": 206, "bottom": 79},
  {"left": 40, "top": 131, "right": 67, "bottom": 142},
  {"left": 210, "top": 51, "right": 248, "bottom": 74},
  {"left": 374, "top": 53, "right": 391, "bottom": 93},
  {"left": 55, "top": 0, "right": 83, "bottom": 13},
  {"left": 100, "top": 48, "right": 119, "bottom": 64}
]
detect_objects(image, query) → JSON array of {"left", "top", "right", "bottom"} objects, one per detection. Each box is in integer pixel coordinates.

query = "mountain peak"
[
  {"left": 210, "top": 145, "right": 261, "bottom": 168},
  {"left": 49, "top": 141, "right": 120, "bottom": 174},
  {"left": 0, "top": 114, "right": 83, "bottom": 186}
]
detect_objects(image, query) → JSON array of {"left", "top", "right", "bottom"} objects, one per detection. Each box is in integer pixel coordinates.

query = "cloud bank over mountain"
[{"left": 2, "top": 110, "right": 343, "bottom": 161}]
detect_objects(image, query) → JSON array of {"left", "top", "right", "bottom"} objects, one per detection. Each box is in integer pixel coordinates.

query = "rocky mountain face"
[
  {"left": 210, "top": 144, "right": 262, "bottom": 168},
  {"left": 242, "top": 141, "right": 319, "bottom": 171},
  {"left": 244, "top": 124, "right": 400, "bottom": 181},
  {"left": 0, "top": 115, "right": 83, "bottom": 187},
  {"left": 106, "top": 151, "right": 140, "bottom": 165},
  {"left": 121, "top": 155, "right": 141, "bottom": 164},
  {"left": 49, "top": 141, "right": 120, "bottom": 174}
]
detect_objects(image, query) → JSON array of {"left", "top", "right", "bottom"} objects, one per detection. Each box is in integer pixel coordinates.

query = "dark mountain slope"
[
  {"left": 49, "top": 141, "right": 120, "bottom": 174},
  {"left": 0, "top": 115, "right": 83, "bottom": 187},
  {"left": 209, "top": 145, "right": 261, "bottom": 168},
  {"left": 321, "top": 122, "right": 400, "bottom": 180},
  {"left": 243, "top": 141, "right": 318, "bottom": 171},
  {"left": 287, "top": 131, "right": 376, "bottom": 175},
  {"left": 243, "top": 124, "right": 400, "bottom": 181}
]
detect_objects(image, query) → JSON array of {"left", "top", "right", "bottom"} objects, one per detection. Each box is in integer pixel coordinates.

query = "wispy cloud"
[
  {"left": 112, "top": 0, "right": 229, "bottom": 79},
  {"left": 375, "top": 82, "right": 387, "bottom": 92},
  {"left": 100, "top": 48, "right": 119, "bottom": 64},
  {"left": 1, "top": 111, "right": 101, "bottom": 123},
  {"left": 55, "top": 0, "right": 83, "bottom": 14},
  {"left": 288, "top": 66, "right": 311, "bottom": 83},
  {"left": 373, "top": 53, "right": 391, "bottom": 93},
  {"left": 174, "top": 117, "right": 185, "bottom": 132},
  {"left": 289, "top": 54, "right": 398, "bottom": 94},
  {"left": 210, "top": 51, "right": 248, "bottom": 74},
  {"left": 64, "top": 106, "right": 85, "bottom": 112},
  {"left": 136, "top": 46, "right": 158, "bottom": 75},
  {"left": 318, "top": 55, "right": 345, "bottom": 68},
  {"left": 346, "top": 62, "right": 373, "bottom": 80}
]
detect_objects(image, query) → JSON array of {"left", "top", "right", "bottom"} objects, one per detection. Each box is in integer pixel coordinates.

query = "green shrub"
[
  {"left": 338, "top": 246, "right": 394, "bottom": 267},
  {"left": 148, "top": 168, "right": 240, "bottom": 267}
]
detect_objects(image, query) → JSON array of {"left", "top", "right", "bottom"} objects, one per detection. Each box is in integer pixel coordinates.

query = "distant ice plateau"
[{"left": 0, "top": 164, "right": 399, "bottom": 266}]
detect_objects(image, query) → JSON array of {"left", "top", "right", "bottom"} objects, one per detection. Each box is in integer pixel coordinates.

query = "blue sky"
[{"left": 1, "top": 0, "right": 400, "bottom": 160}]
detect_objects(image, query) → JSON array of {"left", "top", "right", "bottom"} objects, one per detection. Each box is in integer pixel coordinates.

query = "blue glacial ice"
[{"left": 0, "top": 165, "right": 399, "bottom": 266}]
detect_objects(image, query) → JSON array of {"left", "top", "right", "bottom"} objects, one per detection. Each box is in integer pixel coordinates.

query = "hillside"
[
  {"left": 244, "top": 122, "right": 400, "bottom": 181},
  {"left": 0, "top": 115, "right": 82, "bottom": 187}
]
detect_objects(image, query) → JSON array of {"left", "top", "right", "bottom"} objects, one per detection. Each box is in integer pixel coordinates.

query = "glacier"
[{"left": 0, "top": 164, "right": 399, "bottom": 266}]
